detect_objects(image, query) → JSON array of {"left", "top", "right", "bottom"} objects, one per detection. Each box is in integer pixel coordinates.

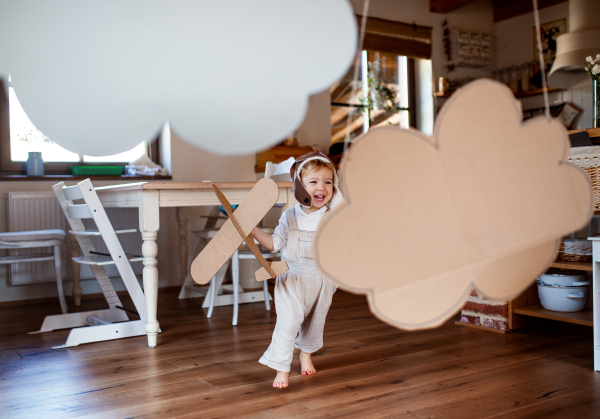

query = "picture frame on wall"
[{"left": 533, "top": 18, "right": 567, "bottom": 71}]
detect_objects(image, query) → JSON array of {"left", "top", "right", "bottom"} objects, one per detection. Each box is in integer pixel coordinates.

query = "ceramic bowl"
[{"left": 537, "top": 283, "right": 589, "bottom": 312}]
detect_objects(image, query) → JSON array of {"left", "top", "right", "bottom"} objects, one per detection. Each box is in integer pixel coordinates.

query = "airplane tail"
[{"left": 255, "top": 261, "right": 288, "bottom": 281}]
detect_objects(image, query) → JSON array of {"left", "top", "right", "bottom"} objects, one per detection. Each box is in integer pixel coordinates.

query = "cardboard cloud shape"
[
  {"left": 314, "top": 79, "right": 593, "bottom": 330},
  {"left": 0, "top": 0, "right": 356, "bottom": 156}
]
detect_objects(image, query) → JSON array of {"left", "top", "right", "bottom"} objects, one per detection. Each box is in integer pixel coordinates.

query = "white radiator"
[{"left": 6, "top": 191, "right": 143, "bottom": 285}]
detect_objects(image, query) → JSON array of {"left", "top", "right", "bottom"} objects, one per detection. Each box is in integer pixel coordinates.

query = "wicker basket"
[
  {"left": 569, "top": 146, "right": 600, "bottom": 211},
  {"left": 557, "top": 240, "right": 592, "bottom": 262},
  {"left": 575, "top": 165, "right": 600, "bottom": 211}
]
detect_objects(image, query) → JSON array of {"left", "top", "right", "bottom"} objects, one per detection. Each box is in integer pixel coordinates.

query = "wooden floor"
[{"left": 2, "top": 287, "right": 600, "bottom": 419}]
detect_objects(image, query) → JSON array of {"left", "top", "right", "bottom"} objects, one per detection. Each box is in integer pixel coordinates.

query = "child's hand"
[{"left": 252, "top": 227, "right": 274, "bottom": 251}]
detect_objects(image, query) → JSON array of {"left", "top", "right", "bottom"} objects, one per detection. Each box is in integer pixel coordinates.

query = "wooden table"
[{"left": 94, "top": 181, "right": 295, "bottom": 347}]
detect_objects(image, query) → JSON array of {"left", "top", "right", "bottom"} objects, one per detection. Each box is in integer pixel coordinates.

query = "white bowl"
[{"left": 537, "top": 283, "right": 589, "bottom": 312}]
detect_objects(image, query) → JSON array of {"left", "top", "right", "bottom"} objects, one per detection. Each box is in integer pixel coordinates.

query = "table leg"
[
  {"left": 176, "top": 207, "right": 189, "bottom": 285},
  {"left": 140, "top": 191, "right": 160, "bottom": 348}
]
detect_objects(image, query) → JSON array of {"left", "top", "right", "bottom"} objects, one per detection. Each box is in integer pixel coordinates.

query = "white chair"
[
  {"left": 265, "top": 156, "right": 295, "bottom": 181},
  {"left": 183, "top": 206, "right": 275, "bottom": 325},
  {"left": 30, "top": 179, "right": 149, "bottom": 349},
  {"left": 223, "top": 158, "right": 295, "bottom": 325},
  {"left": 185, "top": 158, "right": 295, "bottom": 325},
  {"left": 0, "top": 229, "right": 67, "bottom": 313},
  {"left": 178, "top": 206, "right": 227, "bottom": 300}
]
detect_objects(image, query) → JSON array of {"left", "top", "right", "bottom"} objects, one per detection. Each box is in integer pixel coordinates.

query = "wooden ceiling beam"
[
  {"left": 492, "top": 0, "right": 567, "bottom": 22},
  {"left": 429, "top": 0, "right": 482, "bottom": 14}
]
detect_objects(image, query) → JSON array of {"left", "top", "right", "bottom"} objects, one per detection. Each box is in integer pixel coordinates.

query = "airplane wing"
[
  {"left": 213, "top": 184, "right": 279, "bottom": 278},
  {"left": 190, "top": 178, "right": 280, "bottom": 284}
]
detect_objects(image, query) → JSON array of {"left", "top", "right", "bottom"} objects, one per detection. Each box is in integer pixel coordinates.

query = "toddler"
[{"left": 252, "top": 151, "right": 343, "bottom": 388}]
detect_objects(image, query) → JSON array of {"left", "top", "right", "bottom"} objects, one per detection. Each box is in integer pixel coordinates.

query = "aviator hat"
[{"left": 290, "top": 151, "right": 343, "bottom": 209}]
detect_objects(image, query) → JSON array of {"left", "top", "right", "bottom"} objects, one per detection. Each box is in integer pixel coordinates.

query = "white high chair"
[{"left": 31, "top": 179, "right": 149, "bottom": 349}]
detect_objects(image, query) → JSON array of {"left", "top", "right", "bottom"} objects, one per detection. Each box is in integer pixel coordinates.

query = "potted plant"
[
  {"left": 584, "top": 54, "right": 600, "bottom": 128},
  {"left": 358, "top": 53, "right": 408, "bottom": 116}
]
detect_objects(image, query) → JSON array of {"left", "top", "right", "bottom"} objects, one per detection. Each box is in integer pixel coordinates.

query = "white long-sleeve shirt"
[{"left": 272, "top": 204, "right": 328, "bottom": 253}]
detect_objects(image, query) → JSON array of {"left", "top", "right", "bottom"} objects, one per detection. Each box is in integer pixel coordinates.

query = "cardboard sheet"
[
  {"left": 314, "top": 79, "right": 593, "bottom": 330},
  {"left": 256, "top": 261, "right": 289, "bottom": 282},
  {"left": 191, "top": 178, "right": 280, "bottom": 285}
]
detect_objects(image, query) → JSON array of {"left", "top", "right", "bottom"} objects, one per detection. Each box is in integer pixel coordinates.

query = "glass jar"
[
  {"left": 502, "top": 67, "right": 511, "bottom": 86},
  {"left": 509, "top": 66, "right": 520, "bottom": 93},
  {"left": 521, "top": 62, "right": 531, "bottom": 92},
  {"left": 26, "top": 152, "right": 44, "bottom": 176},
  {"left": 438, "top": 77, "right": 450, "bottom": 94}
]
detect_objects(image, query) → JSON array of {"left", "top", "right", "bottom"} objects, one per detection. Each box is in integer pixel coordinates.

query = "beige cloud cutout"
[{"left": 314, "top": 79, "right": 593, "bottom": 330}]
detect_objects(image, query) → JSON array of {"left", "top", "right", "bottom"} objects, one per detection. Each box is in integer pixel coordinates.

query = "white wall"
[
  {"left": 297, "top": 90, "right": 334, "bottom": 154},
  {"left": 494, "top": 3, "right": 595, "bottom": 129}
]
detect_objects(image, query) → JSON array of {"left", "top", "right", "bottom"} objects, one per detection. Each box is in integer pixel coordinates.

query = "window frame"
[{"left": 0, "top": 78, "right": 160, "bottom": 175}]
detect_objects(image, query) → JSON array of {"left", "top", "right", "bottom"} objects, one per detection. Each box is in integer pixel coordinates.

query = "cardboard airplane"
[{"left": 190, "top": 178, "right": 288, "bottom": 285}]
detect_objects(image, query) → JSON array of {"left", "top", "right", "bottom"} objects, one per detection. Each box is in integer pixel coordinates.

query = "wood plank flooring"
[{"left": 1, "top": 287, "right": 599, "bottom": 418}]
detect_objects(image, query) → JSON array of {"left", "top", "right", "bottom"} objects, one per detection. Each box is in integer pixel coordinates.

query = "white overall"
[{"left": 258, "top": 208, "right": 336, "bottom": 372}]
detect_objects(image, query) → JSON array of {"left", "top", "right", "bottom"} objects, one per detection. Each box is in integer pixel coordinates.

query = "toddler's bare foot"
[
  {"left": 299, "top": 351, "right": 316, "bottom": 375},
  {"left": 273, "top": 371, "right": 289, "bottom": 388}
]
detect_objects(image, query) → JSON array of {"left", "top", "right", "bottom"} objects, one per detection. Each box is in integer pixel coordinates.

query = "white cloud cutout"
[
  {"left": 0, "top": 0, "right": 356, "bottom": 156},
  {"left": 314, "top": 79, "right": 593, "bottom": 330}
]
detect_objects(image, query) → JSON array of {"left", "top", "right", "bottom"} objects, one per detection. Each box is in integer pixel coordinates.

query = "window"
[
  {"left": 329, "top": 16, "right": 433, "bottom": 147},
  {"left": 330, "top": 50, "right": 415, "bottom": 144},
  {"left": 0, "top": 78, "right": 149, "bottom": 174},
  {"left": 8, "top": 86, "right": 80, "bottom": 163}
]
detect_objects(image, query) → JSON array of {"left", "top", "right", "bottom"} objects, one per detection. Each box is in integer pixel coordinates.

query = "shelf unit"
[
  {"left": 549, "top": 260, "right": 593, "bottom": 272},
  {"left": 509, "top": 260, "right": 593, "bottom": 330},
  {"left": 434, "top": 87, "right": 562, "bottom": 100},
  {"left": 512, "top": 305, "right": 593, "bottom": 327}
]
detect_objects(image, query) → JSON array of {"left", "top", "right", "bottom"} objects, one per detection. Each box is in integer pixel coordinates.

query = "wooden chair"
[
  {"left": 30, "top": 179, "right": 149, "bottom": 349},
  {"left": 0, "top": 229, "right": 67, "bottom": 313}
]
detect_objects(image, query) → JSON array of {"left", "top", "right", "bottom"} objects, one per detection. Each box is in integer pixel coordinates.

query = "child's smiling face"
[{"left": 301, "top": 166, "right": 334, "bottom": 213}]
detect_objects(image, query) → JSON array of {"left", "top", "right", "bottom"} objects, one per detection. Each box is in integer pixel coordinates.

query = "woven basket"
[
  {"left": 575, "top": 165, "right": 600, "bottom": 211},
  {"left": 569, "top": 147, "right": 600, "bottom": 211},
  {"left": 557, "top": 240, "right": 592, "bottom": 262}
]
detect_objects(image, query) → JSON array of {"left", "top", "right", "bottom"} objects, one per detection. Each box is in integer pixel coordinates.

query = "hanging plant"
[
  {"left": 358, "top": 53, "right": 408, "bottom": 114},
  {"left": 442, "top": 20, "right": 454, "bottom": 73}
]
